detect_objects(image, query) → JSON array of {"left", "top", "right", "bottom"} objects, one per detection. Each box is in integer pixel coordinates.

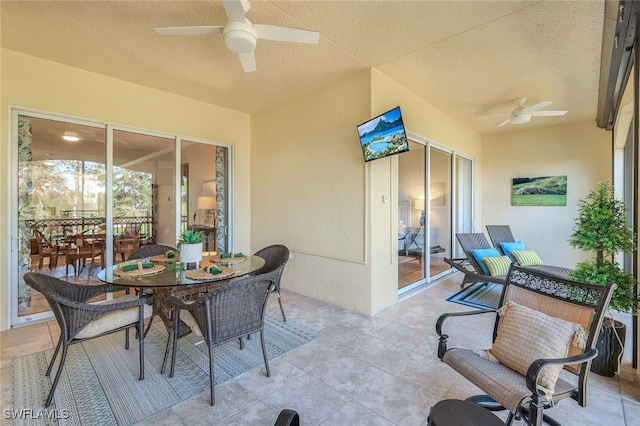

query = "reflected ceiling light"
[
  {"left": 62, "top": 130, "right": 80, "bottom": 142},
  {"left": 43, "top": 153, "right": 55, "bottom": 166}
]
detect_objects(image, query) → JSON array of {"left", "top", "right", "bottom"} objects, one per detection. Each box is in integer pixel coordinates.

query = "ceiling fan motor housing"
[{"left": 223, "top": 20, "right": 257, "bottom": 53}]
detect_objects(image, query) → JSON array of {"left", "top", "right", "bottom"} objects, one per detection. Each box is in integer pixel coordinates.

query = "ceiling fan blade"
[
  {"left": 255, "top": 24, "right": 320, "bottom": 44},
  {"left": 238, "top": 51, "right": 257, "bottom": 72},
  {"left": 478, "top": 113, "right": 510, "bottom": 119},
  {"left": 222, "top": 0, "right": 247, "bottom": 22},
  {"left": 529, "top": 110, "right": 568, "bottom": 116},
  {"left": 497, "top": 119, "right": 511, "bottom": 127},
  {"left": 155, "top": 26, "right": 224, "bottom": 36},
  {"left": 520, "top": 101, "right": 553, "bottom": 113}
]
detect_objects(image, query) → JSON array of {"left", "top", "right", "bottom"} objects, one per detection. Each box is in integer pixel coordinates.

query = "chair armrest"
[
  {"left": 59, "top": 294, "right": 148, "bottom": 312},
  {"left": 435, "top": 309, "right": 497, "bottom": 337},
  {"left": 444, "top": 257, "right": 472, "bottom": 273},
  {"left": 45, "top": 283, "right": 139, "bottom": 307},
  {"left": 525, "top": 347, "right": 598, "bottom": 394},
  {"left": 165, "top": 295, "right": 206, "bottom": 310},
  {"left": 436, "top": 309, "right": 497, "bottom": 360}
]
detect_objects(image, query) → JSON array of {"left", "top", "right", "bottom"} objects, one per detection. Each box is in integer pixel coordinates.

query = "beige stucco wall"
[
  {"left": 0, "top": 48, "right": 251, "bottom": 331},
  {"left": 369, "top": 70, "right": 483, "bottom": 313},
  {"left": 251, "top": 71, "right": 373, "bottom": 314},
  {"left": 251, "top": 68, "right": 483, "bottom": 315},
  {"left": 481, "top": 121, "right": 611, "bottom": 269}
]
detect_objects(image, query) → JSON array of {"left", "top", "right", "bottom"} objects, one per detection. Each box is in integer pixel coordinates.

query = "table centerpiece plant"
[
  {"left": 568, "top": 181, "right": 640, "bottom": 376},
  {"left": 177, "top": 229, "right": 204, "bottom": 267}
]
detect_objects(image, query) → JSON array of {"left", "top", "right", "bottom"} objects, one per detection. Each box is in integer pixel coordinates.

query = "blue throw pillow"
[
  {"left": 500, "top": 240, "right": 526, "bottom": 260},
  {"left": 470, "top": 248, "right": 501, "bottom": 274}
]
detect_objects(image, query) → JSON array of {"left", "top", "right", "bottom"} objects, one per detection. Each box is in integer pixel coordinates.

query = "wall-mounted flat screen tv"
[{"left": 357, "top": 106, "right": 409, "bottom": 162}]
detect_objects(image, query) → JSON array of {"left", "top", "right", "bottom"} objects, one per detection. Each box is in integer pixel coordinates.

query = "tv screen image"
[{"left": 357, "top": 106, "right": 409, "bottom": 162}]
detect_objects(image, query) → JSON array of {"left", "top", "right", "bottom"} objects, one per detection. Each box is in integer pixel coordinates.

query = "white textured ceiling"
[{"left": 1, "top": 0, "right": 605, "bottom": 135}]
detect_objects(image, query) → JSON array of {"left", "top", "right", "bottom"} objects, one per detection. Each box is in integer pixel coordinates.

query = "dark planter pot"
[{"left": 591, "top": 318, "right": 626, "bottom": 377}]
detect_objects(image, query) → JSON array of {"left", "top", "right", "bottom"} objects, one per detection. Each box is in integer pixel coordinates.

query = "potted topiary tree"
[{"left": 568, "top": 181, "right": 640, "bottom": 376}]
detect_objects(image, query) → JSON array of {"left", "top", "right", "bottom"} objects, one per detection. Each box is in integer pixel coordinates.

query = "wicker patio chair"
[
  {"left": 165, "top": 273, "right": 275, "bottom": 405},
  {"left": 436, "top": 265, "right": 615, "bottom": 426},
  {"left": 127, "top": 243, "right": 176, "bottom": 334},
  {"left": 274, "top": 409, "right": 300, "bottom": 426},
  {"left": 486, "top": 225, "right": 516, "bottom": 255},
  {"left": 23, "top": 272, "right": 152, "bottom": 407},
  {"left": 128, "top": 243, "right": 176, "bottom": 260},
  {"left": 250, "top": 244, "right": 290, "bottom": 321},
  {"left": 444, "top": 233, "right": 507, "bottom": 288}
]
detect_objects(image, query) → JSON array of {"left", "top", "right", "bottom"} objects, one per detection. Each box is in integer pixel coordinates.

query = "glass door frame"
[
  {"left": 8, "top": 106, "right": 235, "bottom": 327},
  {"left": 399, "top": 131, "right": 474, "bottom": 295}
]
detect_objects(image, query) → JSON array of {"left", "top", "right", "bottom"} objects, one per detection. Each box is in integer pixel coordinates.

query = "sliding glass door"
[
  {"left": 11, "top": 109, "right": 231, "bottom": 326},
  {"left": 397, "top": 137, "right": 473, "bottom": 293},
  {"left": 428, "top": 147, "right": 452, "bottom": 279}
]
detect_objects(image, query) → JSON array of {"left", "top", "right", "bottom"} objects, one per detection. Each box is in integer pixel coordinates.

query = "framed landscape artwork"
[{"left": 511, "top": 175, "right": 567, "bottom": 206}]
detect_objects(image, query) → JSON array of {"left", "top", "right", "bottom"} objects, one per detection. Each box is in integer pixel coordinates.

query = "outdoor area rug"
[
  {"left": 446, "top": 281, "right": 503, "bottom": 310},
  {"left": 11, "top": 312, "right": 321, "bottom": 426}
]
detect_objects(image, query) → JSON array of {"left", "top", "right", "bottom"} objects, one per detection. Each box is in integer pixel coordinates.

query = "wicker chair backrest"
[
  {"left": 128, "top": 244, "right": 176, "bottom": 260},
  {"left": 455, "top": 233, "right": 494, "bottom": 273},
  {"left": 188, "top": 274, "right": 274, "bottom": 345},
  {"left": 486, "top": 225, "right": 516, "bottom": 255},
  {"left": 252, "top": 244, "right": 289, "bottom": 286}
]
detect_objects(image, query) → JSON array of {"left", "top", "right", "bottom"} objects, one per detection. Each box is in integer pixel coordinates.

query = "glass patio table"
[
  {"left": 98, "top": 254, "right": 266, "bottom": 334},
  {"left": 98, "top": 254, "right": 265, "bottom": 289}
]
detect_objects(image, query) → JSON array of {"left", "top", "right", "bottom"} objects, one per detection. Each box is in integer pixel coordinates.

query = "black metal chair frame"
[
  {"left": 436, "top": 265, "right": 615, "bottom": 426},
  {"left": 23, "top": 272, "right": 148, "bottom": 407}
]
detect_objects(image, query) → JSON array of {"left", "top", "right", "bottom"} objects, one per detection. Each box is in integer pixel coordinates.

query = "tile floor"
[{"left": 1, "top": 273, "right": 639, "bottom": 425}]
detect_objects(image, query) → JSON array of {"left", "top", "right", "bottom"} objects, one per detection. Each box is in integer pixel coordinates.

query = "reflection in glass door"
[
  {"left": 454, "top": 155, "right": 473, "bottom": 257},
  {"left": 112, "top": 129, "right": 176, "bottom": 269},
  {"left": 14, "top": 115, "right": 106, "bottom": 323},
  {"left": 428, "top": 147, "right": 452, "bottom": 279},
  {"left": 11, "top": 111, "right": 233, "bottom": 327},
  {"left": 398, "top": 141, "right": 426, "bottom": 290}
]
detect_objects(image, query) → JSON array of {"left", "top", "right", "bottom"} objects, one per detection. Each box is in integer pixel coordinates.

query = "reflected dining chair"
[
  {"left": 23, "top": 272, "right": 152, "bottom": 407},
  {"left": 32, "top": 228, "right": 59, "bottom": 271},
  {"left": 250, "top": 244, "right": 290, "bottom": 321},
  {"left": 63, "top": 235, "right": 105, "bottom": 277},
  {"left": 165, "top": 274, "right": 275, "bottom": 405},
  {"left": 114, "top": 235, "right": 141, "bottom": 262}
]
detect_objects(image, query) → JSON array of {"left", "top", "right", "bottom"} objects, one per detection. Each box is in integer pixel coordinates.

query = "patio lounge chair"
[
  {"left": 436, "top": 265, "right": 615, "bottom": 426},
  {"left": 486, "top": 225, "right": 516, "bottom": 255},
  {"left": 445, "top": 233, "right": 507, "bottom": 288},
  {"left": 445, "top": 232, "right": 572, "bottom": 289}
]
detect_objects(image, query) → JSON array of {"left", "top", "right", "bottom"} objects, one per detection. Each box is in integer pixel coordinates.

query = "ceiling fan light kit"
[
  {"left": 223, "top": 21, "right": 257, "bottom": 53},
  {"left": 155, "top": 0, "right": 319, "bottom": 73}
]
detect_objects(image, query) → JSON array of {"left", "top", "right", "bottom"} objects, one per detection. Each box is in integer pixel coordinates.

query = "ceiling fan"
[
  {"left": 155, "top": 0, "right": 320, "bottom": 73},
  {"left": 489, "top": 98, "right": 568, "bottom": 127}
]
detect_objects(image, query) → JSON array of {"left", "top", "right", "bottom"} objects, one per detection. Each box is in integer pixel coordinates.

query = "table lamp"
[{"left": 196, "top": 196, "right": 216, "bottom": 227}]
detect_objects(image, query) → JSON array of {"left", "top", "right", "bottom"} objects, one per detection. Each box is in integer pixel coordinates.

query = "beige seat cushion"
[
  {"left": 179, "top": 309, "right": 203, "bottom": 337},
  {"left": 489, "top": 301, "right": 585, "bottom": 394},
  {"left": 76, "top": 295, "right": 152, "bottom": 339}
]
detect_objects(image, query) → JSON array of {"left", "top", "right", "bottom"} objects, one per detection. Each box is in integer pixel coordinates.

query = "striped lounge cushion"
[
  {"left": 483, "top": 255, "right": 512, "bottom": 276},
  {"left": 511, "top": 249, "right": 543, "bottom": 266}
]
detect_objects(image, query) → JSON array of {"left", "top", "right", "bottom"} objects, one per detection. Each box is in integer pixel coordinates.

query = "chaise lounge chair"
[
  {"left": 486, "top": 225, "right": 516, "bottom": 255},
  {"left": 446, "top": 232, "right": 573, "bottom": 289},
  {"left": 444, "top": 233, "right": 507, "bottom": 288}
]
